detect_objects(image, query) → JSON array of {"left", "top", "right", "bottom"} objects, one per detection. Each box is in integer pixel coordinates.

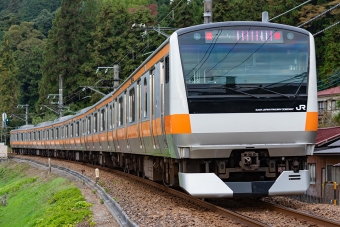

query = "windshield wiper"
[
  {"left": 225, "top": 86, "right": 260, "bottom": 98},
  {"left": 292, "top": 73, "right": 308, "bottom": 98},
  {"left": 264, "top": 72, "right": 308, "bottom": 88},
  {"left": 255, "top": 86, "right": 291, "bottom": 98}
]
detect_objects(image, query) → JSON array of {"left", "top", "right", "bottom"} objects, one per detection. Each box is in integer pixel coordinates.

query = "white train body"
[{"left": 11, "top": 21, "right": 318, "bottom": 198}]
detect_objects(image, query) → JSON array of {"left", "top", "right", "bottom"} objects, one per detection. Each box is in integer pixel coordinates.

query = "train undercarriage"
[{"left": 13, "top": 147, "right": 308, "bottom": 198}]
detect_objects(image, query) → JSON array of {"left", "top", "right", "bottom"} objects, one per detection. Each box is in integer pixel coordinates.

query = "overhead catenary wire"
[
  {"left": 297, "top": 2, "right": 340, "bottom": 28},
  {"left": 313, "top": 20, "right": 340, "bottom": 36},
  {"left": 269, "top": 0, "right": 312, "bottom": 22}
]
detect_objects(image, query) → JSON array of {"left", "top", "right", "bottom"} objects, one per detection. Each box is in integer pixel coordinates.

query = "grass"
[{"left": 0, "top": 161, "right": 93, "bottom": 227}]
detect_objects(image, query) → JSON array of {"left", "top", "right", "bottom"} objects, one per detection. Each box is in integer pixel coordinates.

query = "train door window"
[
  {"left": 47, "top": 130, "right": 49, "bottom": 140},
  {"left": 51, "top": 129, "right": 54, "bottom": 139},
  {"left": 112, "top": 102, "right": 115, "bottom": 129},
  {"left": 101, "top": 108, "right": 106, "bottom": 131},
  {"left": 108, "top": 105, "right": 112, "bottom": 130},
  {"left": 94, "top": 113, "right": 98, "bottom": 133},
  {"left": 119, "top": 97, "right": 124, "bottom": 126},
  {"left": 65, "top": 125, "right": 68, "bottom": 138},
  {"left": 76, "top": 121, "right": 79, "bottom": 137},
  {"left": 82, "top": 119, "right": 86, "bottom": 135},
  {"left": 165, "top": 56, "right": 169, "bottom": 83},
  {"left": 88, "top": 116, "right": 91, "bottom": 134},
  {"left": 56, "top": 128, "right": 59, "bottom": 139},
  {"left": 70, "top": 123, "right": 73, "bottom": 137},
  {"left": 38, "top": 131, "right": 40, "bottom": 140},
  {"left": 144, "top": 78, "right": 148, "bottom": 118},
  {"left": 129, "top": 88, "right": 136, "bottom": 122}
]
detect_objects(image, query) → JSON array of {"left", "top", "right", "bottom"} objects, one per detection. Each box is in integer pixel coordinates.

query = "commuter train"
[{"left": 10, "top": 21, "right": 318, "bottom": 198}]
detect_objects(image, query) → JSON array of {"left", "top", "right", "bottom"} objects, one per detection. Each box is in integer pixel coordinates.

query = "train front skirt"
[{"left": 178, "top": 170, "right": 310, "bottom": 198}]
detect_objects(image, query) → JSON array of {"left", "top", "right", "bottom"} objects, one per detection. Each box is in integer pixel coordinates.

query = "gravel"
[{"left": 11, "top": 154, "right": 340, "bottom": 227}]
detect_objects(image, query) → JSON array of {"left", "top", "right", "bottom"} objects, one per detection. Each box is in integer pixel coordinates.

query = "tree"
[
  {"left": 0, "top": 38, "right": 20, "bottom": 116},
  {"left": 3, "top": 22, "right": 46, "bottom": 108},
  {"left": 32, "top": 9, "right": 54, "bottom": 36},
  {"left": 40, "top": 0, "right": 98, "bottom": 109}
]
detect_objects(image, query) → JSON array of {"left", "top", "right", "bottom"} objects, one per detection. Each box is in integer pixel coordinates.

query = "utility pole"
[
  {"left": 58, "top": 74, "right": 63, "bottom": 118},
  {"left": 114, "top": 65, "right": 120, "bottom": 89},
  {"left": 204, "top": 0, "right": 213, "bottom": 24},
  {"left": 17, "top": 104, "right": 29, "bottom": 125}
]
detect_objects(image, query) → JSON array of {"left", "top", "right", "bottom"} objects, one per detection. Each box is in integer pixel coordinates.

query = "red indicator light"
[
  {"left": 274, "top": 32, "right": 281, "bottom": 40},
  {"left": 206, "top": 31, "right": 213, "bottom": 40}
]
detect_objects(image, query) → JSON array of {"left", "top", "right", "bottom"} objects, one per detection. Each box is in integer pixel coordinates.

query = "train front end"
[{"left": 169, "top": 22, "right": 318, "bottom": 198}]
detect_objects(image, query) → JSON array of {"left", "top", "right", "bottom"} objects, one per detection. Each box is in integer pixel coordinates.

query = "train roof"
[
  {"left": 175, "top": 21, "right": 310, "bottom": 36},
  {"left": 36, "top": 121, "right": 53, "bottom": 127}
]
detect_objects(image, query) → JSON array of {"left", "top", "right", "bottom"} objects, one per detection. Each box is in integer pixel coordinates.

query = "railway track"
[
  {"left": 256, "top": 200, "right": 340, "bottom": 227},
  {"left": 74, "top": 161, "right": 340, "bottom": 227},
  {"left": 76, "top": 162, "right": 267, "bottom": 227},
  {"left": 10, "top": 155, "right": 340, "bottom": 227}
]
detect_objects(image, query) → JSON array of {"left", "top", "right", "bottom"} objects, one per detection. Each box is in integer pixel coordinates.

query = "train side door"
[
  {"left": 80, "top": 118, "right": 86, "bottom": 150},
  {"left": 137, "top": 80, "right": 146, "bottom": 152},
  {"left": 150, "top": 68, "right": 161, "bottom": 153},
  {"left": 159, "top": 59, "right": 169, "bottom": 150},
  {"left": 107, "top": 104, "right": 116, "bottom": 153}
]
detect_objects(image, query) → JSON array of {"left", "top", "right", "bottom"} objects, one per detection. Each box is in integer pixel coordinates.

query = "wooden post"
[
  {"left": 95, "top": 168, "right": 99, "bottom": 184},
  {"left": 334, "top": 182, "right": 337, "bottom": 205}
]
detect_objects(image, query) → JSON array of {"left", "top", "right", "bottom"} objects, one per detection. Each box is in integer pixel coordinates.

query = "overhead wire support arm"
[
  {"left": 268, "top": 0, "right": 311, "bottom": 22},
  {"left": 297, "top": 2, "right": 340, "bottom": 28},
  {"left": 81, "top": 86, "right": 106, "bottom": 96},
  {"left": 10, "top": 114, "right": 26, "bottom": 122},
  {"left": 40, "top": 105, "right": 59, "bottom": 114}
]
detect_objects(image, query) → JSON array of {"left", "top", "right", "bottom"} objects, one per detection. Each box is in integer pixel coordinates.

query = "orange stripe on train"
[
  {"left": 165, "top": 114, "right": 191, "bottom": 134},
  {"left": 305, "top": 112, "right": 318, "bottom": 131}
]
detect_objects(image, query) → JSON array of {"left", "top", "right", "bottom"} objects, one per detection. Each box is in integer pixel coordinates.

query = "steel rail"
[
  {"left": 93, "top": 164, "right": 270, "bottom": 227},
  {"left": 257, "top": 200, "right": 340, "bottom": 227}
]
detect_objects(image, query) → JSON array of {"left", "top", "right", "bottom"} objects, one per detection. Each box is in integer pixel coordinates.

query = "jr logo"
[{"left": 296, "top": 105, "right": 306, "bottom": 111}]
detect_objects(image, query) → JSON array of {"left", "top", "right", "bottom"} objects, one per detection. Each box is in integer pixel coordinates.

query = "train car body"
[{"left": 11, "top": 21, "right": 318, "bottom": 198}]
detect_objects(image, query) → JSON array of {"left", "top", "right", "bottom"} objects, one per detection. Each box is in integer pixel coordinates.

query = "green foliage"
[
  {"left": 0, "top": 162, "right": 92, "bottom": 227},
  {"left": 4, "top": 22, "right": 46, "bottom": 108},
  {"left": 0, "top": 0, "right": 339, "bottom": 118},
  {"left": 0, "top": 38, "right": 20, "bottom": 116},
  {"left": 18, "top": 0, "right": 61, "bottom": 22},
  {"left": 31, "top": 112, "right": 58, "bottom": 125},
  {"left": 40, "top": 0, "right": 99, "bottom": 109}
]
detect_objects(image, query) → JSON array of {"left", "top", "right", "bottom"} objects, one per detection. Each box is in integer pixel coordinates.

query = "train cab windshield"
[{"left": 178, "top": 26, "right": 309, "bottom": 99}]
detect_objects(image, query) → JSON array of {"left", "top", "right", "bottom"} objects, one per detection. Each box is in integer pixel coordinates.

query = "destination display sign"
[{"left": 205, "top": 30, "right": 284, "bottom": 44}]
